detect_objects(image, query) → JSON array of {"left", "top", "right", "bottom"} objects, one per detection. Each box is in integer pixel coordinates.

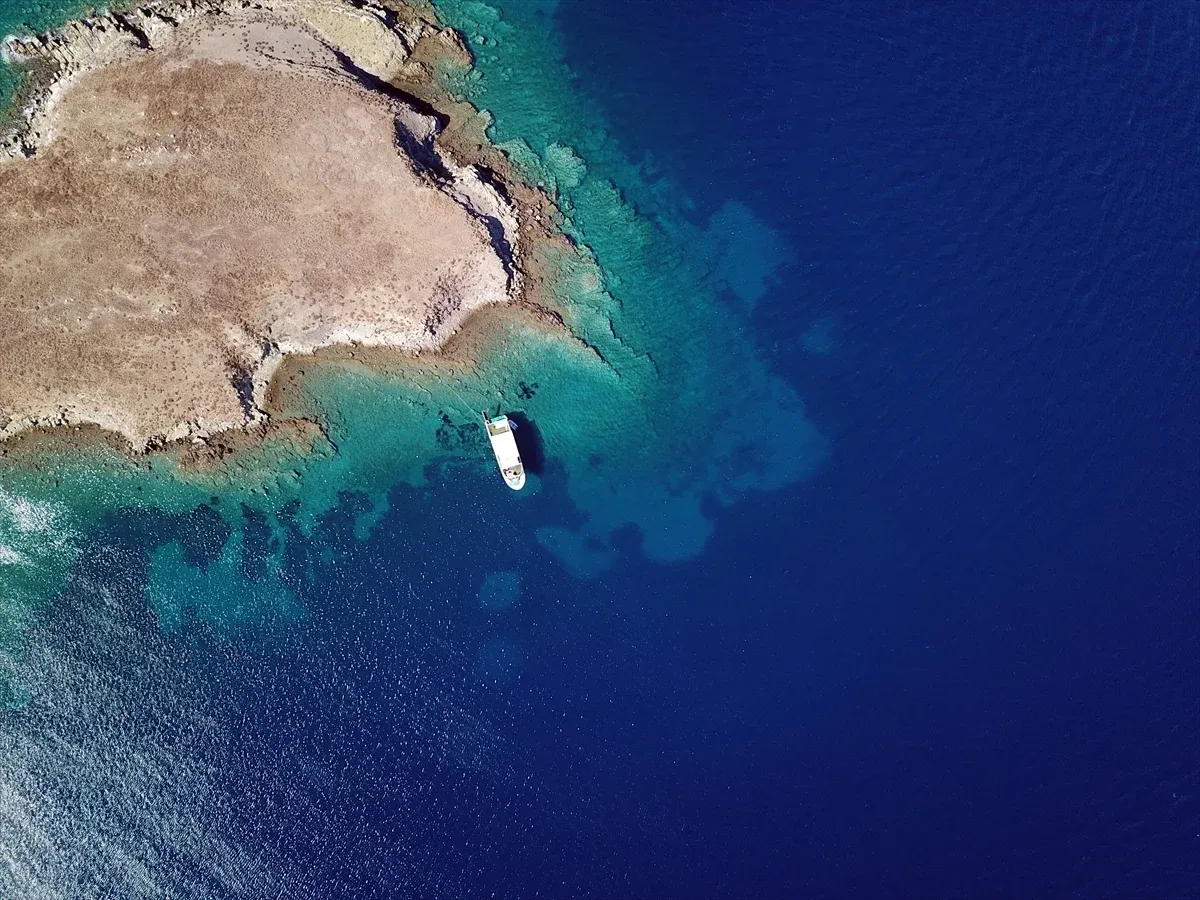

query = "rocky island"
[{"left": 0, "top": 0, "right": 541, "bottom": 451}]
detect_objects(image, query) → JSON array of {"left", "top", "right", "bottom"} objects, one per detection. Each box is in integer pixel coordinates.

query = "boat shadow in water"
[{"left": 506, "top": 412, "right": 545, "bottom": 476}]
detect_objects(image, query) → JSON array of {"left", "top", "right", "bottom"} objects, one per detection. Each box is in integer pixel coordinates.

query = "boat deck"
[{"left": 484, "top": 414, "right": 525, "bottom": 490}]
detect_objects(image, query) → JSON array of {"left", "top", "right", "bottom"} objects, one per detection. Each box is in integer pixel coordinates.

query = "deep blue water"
[
  {"left": 552, "top": 1, "right": 1200, "bottom": 896},
  {"left": 5, "top": 1, "right": 1198, "bottom": 897}
]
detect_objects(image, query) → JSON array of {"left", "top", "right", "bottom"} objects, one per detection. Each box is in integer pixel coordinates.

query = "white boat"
[{"left": 483, "top": 413, "right": 526, "bottom": 490}]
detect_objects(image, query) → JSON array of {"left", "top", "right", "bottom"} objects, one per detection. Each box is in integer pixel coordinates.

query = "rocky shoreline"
[{"left": 0, "top": 0, "right": 568, "bottom": 457}]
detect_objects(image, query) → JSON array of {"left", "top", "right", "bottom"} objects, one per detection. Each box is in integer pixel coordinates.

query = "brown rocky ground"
[{"left": 0, "top": 6, "right": 514, "bottom": 449}]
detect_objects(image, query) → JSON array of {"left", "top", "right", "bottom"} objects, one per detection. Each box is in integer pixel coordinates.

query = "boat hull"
[{"left": 484, "top": 414, "right": 526, "bottom": 490}]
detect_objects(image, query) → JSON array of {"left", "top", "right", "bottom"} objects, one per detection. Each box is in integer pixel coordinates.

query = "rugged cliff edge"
[{"left": 0, "top": 0, "right": 540, "bottom": 451}]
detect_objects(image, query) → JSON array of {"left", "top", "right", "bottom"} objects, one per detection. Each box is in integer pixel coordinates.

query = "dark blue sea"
[
  {"left": 3, "top": 1, "right": 1198, "bottom": 897},
  {"left": 557, "top": 3, "right": 1200, "bottom": 895}
]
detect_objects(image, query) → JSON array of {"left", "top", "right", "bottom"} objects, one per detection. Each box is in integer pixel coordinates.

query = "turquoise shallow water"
[
  {"left": 0, "top": 0, "right": 92, "bottom": 116},
  {"left": 0, "top": 0, "right": 825, "bottom": 663}
]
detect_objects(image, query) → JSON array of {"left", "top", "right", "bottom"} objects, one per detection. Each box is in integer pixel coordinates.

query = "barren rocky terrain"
[{"left": 0, "top": 2, "right": 518, "bottom": 448}]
